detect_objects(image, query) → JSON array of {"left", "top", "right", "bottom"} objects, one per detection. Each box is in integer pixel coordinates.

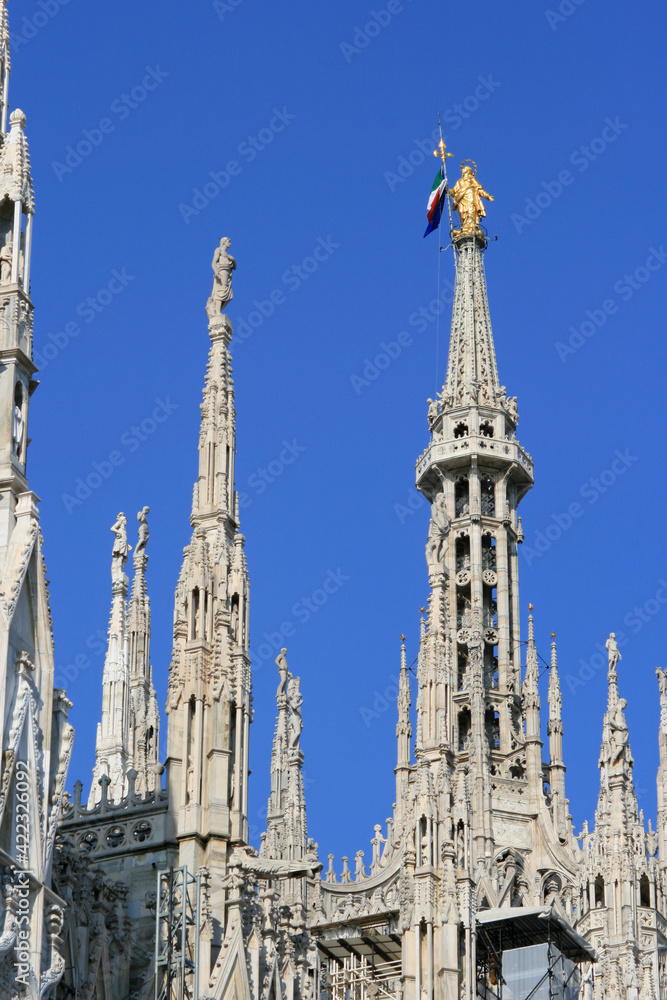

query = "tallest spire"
[
  {"left": 166, "top": 238, "right": 252, "bottom": 886},
  {"left": 439, "top": 164, "right": 506, "bottom": 412}
]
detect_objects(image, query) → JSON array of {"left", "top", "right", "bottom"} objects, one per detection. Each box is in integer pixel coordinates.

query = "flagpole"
[
  {"left": 432, "top": 117, "right": 455, "bottom": 393},
  {"left": 434, "top": 113, "right": 454, "bottom": 238}
]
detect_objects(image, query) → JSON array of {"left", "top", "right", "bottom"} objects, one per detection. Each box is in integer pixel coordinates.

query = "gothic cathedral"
[{"left": 0, "top": 3, "right": 664, "bottom": 1000}]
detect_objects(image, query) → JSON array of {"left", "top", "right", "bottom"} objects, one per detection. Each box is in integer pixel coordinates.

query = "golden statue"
[{"left": 448, "top": 161, "right": 494, "bottom": 238}]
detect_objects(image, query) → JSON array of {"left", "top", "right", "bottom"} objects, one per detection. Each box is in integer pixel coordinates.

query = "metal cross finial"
[
  {"left": 433, "top": 137, "right": 454, "bottom": 165},
  {"left": 551, "top": 632, "right": 557, "bottom": 639}
]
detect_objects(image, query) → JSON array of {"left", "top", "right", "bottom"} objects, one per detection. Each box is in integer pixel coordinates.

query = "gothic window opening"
[
  {"left": 207, "top": 442, "right": 216, "bottom": 503},
  {"left": 485, "top": 708, "right": 500, "bottom": 750},
  {"left": 594, "top": 875, "right": 605, "bottom": 907},
  {"left": 12, "top": 381, "right": 23, "bottom": 459},
  {"left": 231, "top": 593, "right": 240, "bottom": 643},
  {"left": 486, "top": 655, "right": 499, "bottom": 689},
  {"left": 191, "top": 589, "right": 200, "bottom": 640},
  {"left": 640, "top": 874, "right": 650, "bottom": 908},
  {"left": 456, "top": 821, "right": 466, "bottom": 868},
  {"left": 481, "top": 534, "right": 497, "bottom": 573},
  {"left": 480, "top": 420, "right": 494, "bottom": 438},
  {"left": 229, "top": 704, "right": 237, "bottom": 806},
  {"left": 455, "top": 477, "right": 470, "bottom": 517},
  {"left": 458, "top": 709, "right": 471, "bottom": 751},
  {"left": 456, "top": 535, "right": 471, "bottom": 582},
  {"left": 457, "top": 593, "right": 471, "bottom": 630},
  {"left": 457, "top": 651, "right": 468, "bottom": 691},
  {"left": 454, "top": 421, "right": 468, "bottom": 439},
  {"left": 480, "top": 477, "right": 495, "bottom": 516}
]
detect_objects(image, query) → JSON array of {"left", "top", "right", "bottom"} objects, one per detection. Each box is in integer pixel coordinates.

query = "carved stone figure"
[
  {"left": 657, "top": 667, "right": 667, "bottom": 699},
  {"left": 230, "top": 845, "right": 322, "bottom": 879},
  {"left": 606, "top": 632, "right": 622, "bottom": 672},
  {"left": 506, "top": 396, "right": 519, "bottom": 424},
  {"left": 425, "top": 493, "right": 450, "bottom": 575},
  {"left": 426, "top": 398, "right": 439, "bottom": 429},
  {"left": 0, "top": 232, "right": 12, "bottom": 284},
  {"left": 609, "top": 698, "right": 629, "bottom": 767},
  {"left": 287, "top": 676, "right": 303, "bottom": 750},
  {"left": 448, "top": 162, "right": 494, "bottom": 238},
  {"left": 12, "top": 402, "right": 23, "bottom": 457},
  {"left": 110, "top": 513, "right": 130, "bottom": 582},
  {"left": 135, "top": 506, "right": 150, "bottom": 558},
  {"left": 276, "top": 648, "right": 289, "bottom": 698},
  {"left": 206, "top": 236, "right": 236, "bottom": 319}
]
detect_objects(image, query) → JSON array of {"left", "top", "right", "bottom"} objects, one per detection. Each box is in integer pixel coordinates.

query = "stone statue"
[
  {"left": 276, "top": 648, "right": 289, "bottom": 699},
  {"left": 426, "top": 398, "right": 440, "bottom": 429},
  {"left": 425, "top": 493, "right": 450, "bottom": 575},
  {"left": 135, "top": 506, "right": 150, "bottom": 559},
  {"left": 606, "top": 632, "right": 622, "bottom": 672},
  {"left": 206, "top": 237, "right": 236, "bottom": 319},
  {"left": 657, "top": 667, "right": 667, "bottom": 699},
  {"left": 0, "top": 232, "right": 12, "bottom": 285},
  {"left": 287, "top": 675, "right": 303, "bottom": 750},
  {"left": 448, "top": 162, "right": 494, "bottom": 238},
  {"left": 506, "top": 396, "right": 519, "bottom": 424},
  {"left": 230, "top": 844, "right": 322, "bottom": 879},
  {"left": 12, "top": 402, "right": 23, "bottom": 457},
  {"left": 111, "top": 513, "right": 131, "bottom": 582},
  {"left": 609, "top": 698, "right": 629, "bottom": 767},
  {"left": 625, "top": 961, "right": 639, "bottom": 1000},
  {"left": 579, "top": 965, "right": 593, "bottom": 1000}
]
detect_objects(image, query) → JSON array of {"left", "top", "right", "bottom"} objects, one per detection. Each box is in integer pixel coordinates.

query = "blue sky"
[{"left": 9, "top": 0, "right": 667, "bottom": 863}]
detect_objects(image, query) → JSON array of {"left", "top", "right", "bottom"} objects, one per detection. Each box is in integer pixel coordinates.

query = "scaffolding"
[
  {"left": 317, "top": 928, "right": 403, "bottom": 1000},
  {"left": 155, "top": 866, "right": 202, "bottom": 1000},
  {"left": 475, "top": 906, "right": 596, "bottom": 1000}
]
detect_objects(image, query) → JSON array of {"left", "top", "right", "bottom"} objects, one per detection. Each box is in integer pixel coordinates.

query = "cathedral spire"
[
  {"left": 89, "top": 513, "right": 132, "bottom": 806},
  {"left": 396, "top": 635, "right": 412, "bottom": 771},
  {"left": 262, "top": 651, "right": 309, "bottom": 874},
  {"left": 127, "top": 506, "right": 160, "bottom": 796},
  {"left": 521, "top": 607, "right": 542, "bottom": 809},
  {"left": 547, "top": 633, "right": 568, "bottom": 837},
  {"left": 166, "top": 238, "right": 252, "bottom": 889}
]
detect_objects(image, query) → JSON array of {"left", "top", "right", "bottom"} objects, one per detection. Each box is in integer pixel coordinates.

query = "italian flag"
[{"left": 424, "top": 167, "right": 446, "bottom": 237}]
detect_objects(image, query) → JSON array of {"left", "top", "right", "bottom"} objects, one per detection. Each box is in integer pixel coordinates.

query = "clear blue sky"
[{"left": 11, "top": 0, "right": 667, "bottom": 862}]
